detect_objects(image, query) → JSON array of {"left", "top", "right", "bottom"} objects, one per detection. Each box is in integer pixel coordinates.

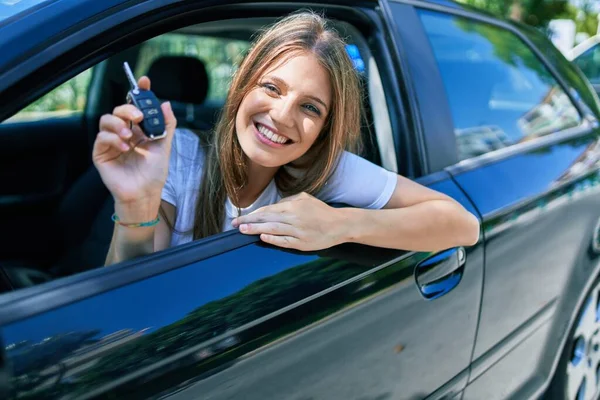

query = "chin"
[{"left": 244, "top": 147, "right": 289, "bottom": 168}]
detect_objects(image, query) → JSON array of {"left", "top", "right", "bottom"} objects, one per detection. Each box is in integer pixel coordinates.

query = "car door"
[
  {"left": 0, "top": 215, "right": 483, "bottom": 400},
  {"left": 388, "top": 1, "right": 600, "bottom": 398},
  {"left": 0, "top": 69, "right": 95, "bottom": 266},
  {"left": 0, "top": 0, "right": 483, "bottom": 399}
]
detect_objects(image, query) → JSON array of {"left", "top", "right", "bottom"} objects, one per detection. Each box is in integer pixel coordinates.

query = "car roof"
[
  {"left": 0, "top": 0, "right": 483, "bottom": 73},
  {"left": 0, "top": 0, "right": 502, "bottom": 98},
  {"left": 0, "top": 0, "right": 135, "bottom": 74},
  {"left": 0, "top": 0, "right": 478, "bottom": 30}
]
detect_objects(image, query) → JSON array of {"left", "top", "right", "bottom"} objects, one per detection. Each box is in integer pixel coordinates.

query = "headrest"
[{"left": 147, "top": 56, "right": 209, "bottom": 104}]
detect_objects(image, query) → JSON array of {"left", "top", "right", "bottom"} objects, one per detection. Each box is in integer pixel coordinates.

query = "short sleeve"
[
  {"left": 160, "top": 139, "right": 179, "bottom": 207},
  {"left": 160, "top": 128, "right": 204, "bottom": 207},
  {"left": 316, "top": 151, "right": 397, "bottom": 209}
]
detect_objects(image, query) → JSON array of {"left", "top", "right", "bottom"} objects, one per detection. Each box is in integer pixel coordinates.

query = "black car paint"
[
  {"left": 455, "top": 124, "right": 600, "bottom": 399},
  {"left": 389, "top": 1, "right": 600, "bottom": 397},
  {"left": 1, "top": 175, "right": 483, "bottom": 399},
  {"left": 0, "top": 0, "right": 600, "bottom": 399}
]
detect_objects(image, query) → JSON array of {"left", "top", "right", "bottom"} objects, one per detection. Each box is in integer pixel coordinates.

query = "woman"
[{"left": 94, "top": 12, "right": 480, "bottom": 265}]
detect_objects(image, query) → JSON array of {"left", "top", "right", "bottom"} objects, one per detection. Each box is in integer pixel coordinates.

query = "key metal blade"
[{"left": 123, "top": 62, "right": 139, "bottom": 90}]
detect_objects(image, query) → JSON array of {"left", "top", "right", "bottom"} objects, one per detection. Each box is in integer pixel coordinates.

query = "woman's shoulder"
[{"left": 334, "top": 150, "right": 377, "bottom": 173}]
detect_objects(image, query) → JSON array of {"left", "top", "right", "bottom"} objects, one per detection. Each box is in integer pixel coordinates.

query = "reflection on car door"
[
  {"left": 411, "top": 6, "right": 600, "bottom": 399},
  {"left": 0, "top": 174, "right": 482, "bottom": 400}
]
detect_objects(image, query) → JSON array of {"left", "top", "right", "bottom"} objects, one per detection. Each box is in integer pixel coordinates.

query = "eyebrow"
[{"left": 268, "top": 75, "right": 329, "bottom": 112}]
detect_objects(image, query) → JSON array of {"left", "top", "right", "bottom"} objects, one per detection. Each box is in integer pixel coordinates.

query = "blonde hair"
[{"left": 189, "top": 11, "right": 363, "bottom": 239}]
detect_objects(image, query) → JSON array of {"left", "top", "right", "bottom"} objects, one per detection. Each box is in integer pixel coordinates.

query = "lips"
[{"left": 254, "top": 122, "right": 291, "bottom": 145}]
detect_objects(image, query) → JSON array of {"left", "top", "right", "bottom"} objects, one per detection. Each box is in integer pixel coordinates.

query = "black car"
[{"left": 1, "top": 1, "right": 600, "bottom": 399}]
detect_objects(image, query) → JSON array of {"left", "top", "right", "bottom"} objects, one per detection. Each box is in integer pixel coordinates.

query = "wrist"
[
  {"left": 114, "top": 196, "right": 162, "bottom": 223},
  {"left": 334, "top": 207, "right": 362, "bottom": 245}
]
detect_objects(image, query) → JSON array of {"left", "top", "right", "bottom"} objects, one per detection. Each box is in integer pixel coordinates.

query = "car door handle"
[{"left": 414, "top": 247, "right": 466, "bottom": 300}]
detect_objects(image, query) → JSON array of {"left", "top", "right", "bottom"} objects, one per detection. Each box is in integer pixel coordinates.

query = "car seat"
[{"left": 147, "top": 55, "right": 214, "bottom": 131}]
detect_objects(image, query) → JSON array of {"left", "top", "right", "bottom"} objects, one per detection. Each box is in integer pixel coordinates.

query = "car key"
[{"left": 123, "top": 61, "right": 166, "bottom": 140}]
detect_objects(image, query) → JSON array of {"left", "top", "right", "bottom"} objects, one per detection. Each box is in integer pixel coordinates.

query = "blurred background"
[{"left": 456, "top": 0, "right": 599, "bottom": 54}]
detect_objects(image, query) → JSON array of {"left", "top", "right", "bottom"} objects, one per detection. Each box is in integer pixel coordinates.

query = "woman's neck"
[{"left": 236, "top": 161, "right": 279, "bottom": 208}]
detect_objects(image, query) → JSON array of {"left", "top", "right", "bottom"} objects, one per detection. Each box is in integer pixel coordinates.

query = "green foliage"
[
  {"left": 135, "top": 34, "right": 250, "bottom": 101},
  {"left": 9, "top": 68, "right": 93, "bottom": 121},
  {"left": 551, "top": 0, "right": 598, "bottom": 36},
  {"left": 460, "top": 0, "right": 512, "bottom": 19},
  {"left": 455, "top": 16, "right": 554, "bottom": 82},
  {"left": 458, "top": 0, "right": 570, "bottom": 29},
  {"left": 458, "top": 0, "right": 598, "bottom": 37},
  {"left": 7, "top": 33, "right": 249, "bottom": 123},
  {"left": 73, "top": 257, "right": 368, "bottom": 393}
]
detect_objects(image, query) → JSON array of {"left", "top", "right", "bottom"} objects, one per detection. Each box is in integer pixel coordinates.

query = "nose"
[{"left": 270, "top": 97, "right": 295, "bottom": 129}]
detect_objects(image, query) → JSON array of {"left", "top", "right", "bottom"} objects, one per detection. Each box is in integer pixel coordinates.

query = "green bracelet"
[{"left": 112, "top": 213, "right": 160, "bottom": 228}]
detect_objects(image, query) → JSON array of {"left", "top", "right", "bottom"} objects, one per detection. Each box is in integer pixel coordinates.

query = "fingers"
[
  {"left": 101, "top": 105, "right": 145, "bottom": 145},
  {"left": 233, "top": 209, "right": 292, "bottom": 228},
  {"left": 259, "top": 234, "right": 299, "bottom": 249},
  {"left": 239, "top": 222, "right": 296, "bottom": 236},
  {"left": 248, "top": 201, "right": 291, "bottom": 216},
  {"left": 112, "top": 104, "right": 144, "bottom": 125},
  {"left": 96, "top": 130, "right": 131, "bottom": 151},
  {"left": 99, "top": 99, "right": 175, "bottom": 153},
  {"left": 93, "top": 130, "right": 131, "bottom": 164},
  {"left": 99, "top": 114, "right": 134, "bottom": 141},
  {"left": 161, "top": 101, "right": 177, "bottom": 142},
  {"left": 138, "top": 76, "right": 150, "bottom": 90}
]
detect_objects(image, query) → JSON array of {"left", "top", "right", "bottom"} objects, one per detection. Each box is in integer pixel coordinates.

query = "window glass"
[
  {"left": 419, "top": 11, "right": 581, "bottom": 161},
  {"left": 136, "top": 34, "right": 251, "bottom": 102},
  {"left": 5, "top": 68, "right": 93, "bottom": 122},
  {"left": 574, "top": 44, "right": 600, "bottom": 85}
]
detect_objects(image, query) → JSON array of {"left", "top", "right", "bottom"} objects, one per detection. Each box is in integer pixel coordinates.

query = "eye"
[
  {"left": 303, "top": 103, "right": 321, "bottom": 116},
  {"left": 260, "top": 82, "right": 280, "bottom": 95}
]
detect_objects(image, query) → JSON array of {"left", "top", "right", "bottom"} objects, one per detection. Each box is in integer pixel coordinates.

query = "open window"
[{"left": 0, "top": 9, "right": 400, "bottom": 293}]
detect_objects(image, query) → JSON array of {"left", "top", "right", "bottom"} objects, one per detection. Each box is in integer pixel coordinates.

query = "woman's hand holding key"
[{"left": 93, "top": 76, "right": 177, "bottom": 222}]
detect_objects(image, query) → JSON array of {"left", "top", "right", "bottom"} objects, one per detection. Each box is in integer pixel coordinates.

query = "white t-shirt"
[{"left": 161, "top": 128, "right": 397, "bottom": 247}]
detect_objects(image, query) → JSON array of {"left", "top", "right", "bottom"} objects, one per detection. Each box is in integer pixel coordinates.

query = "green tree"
[
  {"left": 73, "top": 257, "right": 371, "bottom": 392},
  {"left": 557, "top": 0, "right": 599, "bottom": 37},
  {"left": 458, "top": 0, "right": 569, "bottom": 29}
]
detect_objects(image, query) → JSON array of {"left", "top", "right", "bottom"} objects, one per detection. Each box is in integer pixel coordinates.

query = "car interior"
[{"left": 0, "top": 16, "right": 398, "bottom": 293}]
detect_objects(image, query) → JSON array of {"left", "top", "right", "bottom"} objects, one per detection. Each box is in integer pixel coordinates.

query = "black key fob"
[{"left": 123, "top": 62, "right": 166, "bottom": 140}]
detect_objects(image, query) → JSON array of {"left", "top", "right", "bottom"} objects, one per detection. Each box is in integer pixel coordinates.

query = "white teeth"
[{"left": 257, "top": 124, "right": 288, "bottom": 144}]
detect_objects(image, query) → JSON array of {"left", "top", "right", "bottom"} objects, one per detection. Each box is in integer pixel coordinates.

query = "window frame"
[
  {"left": 0, "top": 229, "right": 259, "bottom": 326},
  {"left": 389, "top": 0, "right": 598, "bottom": 176}
]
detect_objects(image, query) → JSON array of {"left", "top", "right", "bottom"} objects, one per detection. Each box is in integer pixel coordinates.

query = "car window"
[
  {"left": 418, "top": 10, "right": 582, "bottom": 162},
  {"left": 135, "top": 33, "right": 251, "bottom": 103},
  {"left": 573, "top": 44, "right": 600, "bottom": 86},
  {"left": 4, "top": 67, "right": 93, "bottom": 123},
  {"left": 0, "top": 18, "right": 392, "bottom": 296}
]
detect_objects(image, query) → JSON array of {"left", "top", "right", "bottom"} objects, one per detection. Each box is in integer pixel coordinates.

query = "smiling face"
[{"left": 235, "top": 52, "right": 332, "bottom": 169}]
